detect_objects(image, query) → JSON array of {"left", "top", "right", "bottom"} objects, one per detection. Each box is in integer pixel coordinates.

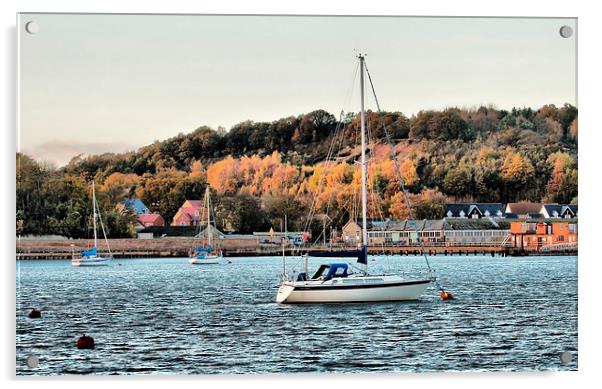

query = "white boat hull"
[
  {"left": 276, "top": 275, "right": 431, "bottom": 303},
  {"left": 189, "top": 255, "right": 224, "bottom": 265},
  {"left": 71, "top": 256, "right": 111, "bottom": 267}
]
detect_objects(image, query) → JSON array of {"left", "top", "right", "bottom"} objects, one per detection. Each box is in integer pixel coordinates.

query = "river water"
[{"left": 16, "top": 255, "right": 577, "bottom": 375}]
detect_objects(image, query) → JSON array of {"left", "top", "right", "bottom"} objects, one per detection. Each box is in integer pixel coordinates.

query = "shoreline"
[{"left": 16, "top": 238, "right": 577, "bottom": 259}]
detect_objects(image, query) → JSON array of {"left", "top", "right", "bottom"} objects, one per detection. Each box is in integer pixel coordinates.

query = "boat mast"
[
  {"left": 92, "top": 180, "right": 98, "bottom": 248},
  {"left": 359, "top": 54, "right": 368, "bottom": 268},
  {"left": 206, "top": 187, "right": 212, "bottom": 247}
]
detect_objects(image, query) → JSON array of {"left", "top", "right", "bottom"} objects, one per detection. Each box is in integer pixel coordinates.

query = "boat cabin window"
[{"left": 312, "top": 263, "right": 349, "bottom": 280}]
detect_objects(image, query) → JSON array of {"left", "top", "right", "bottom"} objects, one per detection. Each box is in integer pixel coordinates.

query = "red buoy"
[
  {"left": 440, "top": 291, "right": 454, "bottom": 300},
  {"left": 76, "top": 335, "right": 95, "bottom": 349},
  {"left": 28, "top": 309, "right": 41, "bottom": 319}
]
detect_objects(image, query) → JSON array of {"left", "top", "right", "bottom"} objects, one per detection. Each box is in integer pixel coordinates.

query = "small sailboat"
[
  {"left": 71, "top": 181, "right": 112, "bottom": 267},
  {"left": 276, "top": 54, "right": 433, "bottom": 303},
  {"left": 189, "top": 187, "right": 224, "bottom": 265}
]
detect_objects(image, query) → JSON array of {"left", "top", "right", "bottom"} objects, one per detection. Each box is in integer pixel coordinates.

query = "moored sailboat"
[
  {"left": 189, "top": 187, "right": 224, "bottom": 265},
  {"left": 276, "top": 54, "right": 434, "bottom": 303},
  {"left": 71, "top": 181, "right": 112, "bottom": 267}
]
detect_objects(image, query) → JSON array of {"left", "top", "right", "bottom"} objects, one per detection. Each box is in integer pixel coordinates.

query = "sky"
[{"left": 18, "top": 14, "right": 577, "bottom": 166}]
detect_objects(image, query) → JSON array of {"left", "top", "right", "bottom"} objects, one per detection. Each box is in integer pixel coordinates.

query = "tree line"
[{"left": 16, "top": 103, "right": 578, "bottom": 239}]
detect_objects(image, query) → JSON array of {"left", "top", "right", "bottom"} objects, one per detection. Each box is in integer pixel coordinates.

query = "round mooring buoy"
[
  {"left": 27, "top": 309, "right": 41, "bottom": 319},
  {"left": 76, "top": 335, "right": 95, "bottom": 349}
]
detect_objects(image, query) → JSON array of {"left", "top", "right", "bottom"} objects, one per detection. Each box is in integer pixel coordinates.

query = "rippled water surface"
[{"left": 16, "top": 255, "right": 577, "bottom": 375}]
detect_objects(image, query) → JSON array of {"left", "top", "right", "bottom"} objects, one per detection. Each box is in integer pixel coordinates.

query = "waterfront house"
[
  {"left": 137, "top": 213, "right": 165, "bottom": 228},
  {"left": 540, "top": 204, "right": 578, "bottom": 219},
  {"left": 342, "top": 220, "right": 363, "bottom": 244},
  {"left": 444, "top": 203, "right": 505, "bottom": 219},
  {"left": 117, "top": 197, "right": 151, "bottom": 215},
  {"left": 443, "top": 219, "right": 510, "bottom": 245},
  {"left": 346, "top": 217, "right": 508, "bottom": 246},
  {"left": 504, "top": 202, "right": 543, "bottom": 219},
  {"left": 171, "top": 200, "right": 206, "bottom": 226},
  {"left": 368, "top": 220, "right": 445, "bottom": 245},
  {"left": 509, "top": 221, "right": 578, "bottom": 250}
]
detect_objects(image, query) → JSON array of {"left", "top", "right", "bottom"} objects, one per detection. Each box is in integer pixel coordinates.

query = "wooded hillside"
[{"left": 17, "top": 103, "right": 578, "bottom": 238}]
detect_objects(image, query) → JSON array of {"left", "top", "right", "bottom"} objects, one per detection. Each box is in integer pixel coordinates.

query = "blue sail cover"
[
  {"left": 308, "top": 245, "right": 368, "bottom": 265},
  {"left": 195, "top": 245, "right": 213, "bottom": 253},
  {"left": 324, "top": 263, "right": 349, "bottom": 280},
  {"left": 81, "top": 247, "right": 97, "bottom": 257}
]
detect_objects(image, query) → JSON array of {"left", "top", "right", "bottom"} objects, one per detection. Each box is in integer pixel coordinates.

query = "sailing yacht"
[
  {"left": 189, "top": 187, "right": 224, "bottom": 265},
  {"left": 71, "top": 181, "right": 112, "bottom": 267},
  {"left": 276, "top": 54, "right": 433, "bottom": 303}
]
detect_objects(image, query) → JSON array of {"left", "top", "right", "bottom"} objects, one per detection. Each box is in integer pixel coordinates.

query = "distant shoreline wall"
[{"left": 16, "top": 238, "right": 576, "bottom": 259}]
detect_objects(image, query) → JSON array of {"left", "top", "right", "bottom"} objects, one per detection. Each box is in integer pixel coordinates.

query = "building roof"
[
  {"left": 542, "top": 204, "right": 578, "bottom": 218},
  {"left": 138, "top": 213, "right": 163, "bottom": 224},
  {"left": 123, "top": 198, "right": 150, "bottom": 215},
  {"left": 444, "top": 203, "right": 505, "bottom": 218},
  {"left": 505, "top": 202, "right": 543, "bottom": 216},
  {"left": 183, "top": 200, "right": 204, "bottom": 209},
  {"left": 369, "top": 219, "right": 445, "bottom": 232},
  {"left": 174, "top": 211, "right": 193, "bottom": 221},
  {"left": 443, "top": 218, "right": 510, "bottom": 230}
]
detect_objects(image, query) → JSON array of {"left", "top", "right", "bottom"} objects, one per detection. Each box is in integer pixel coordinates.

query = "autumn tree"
[
  {"left": 500, "top": 152, "right": 536, "bottom": 201},
  {"left": 101, "top": 172, "right": 140, "bottom": 204},
  {"left": 545, "top": 152, "right": 578, "bottom": 203}
]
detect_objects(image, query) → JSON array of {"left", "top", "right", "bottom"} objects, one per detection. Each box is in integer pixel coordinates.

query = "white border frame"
[{"left": 3, "top": 1, "right": 599, "bottom": 389}]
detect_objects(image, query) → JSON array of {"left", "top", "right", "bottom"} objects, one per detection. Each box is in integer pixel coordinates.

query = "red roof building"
[
  {"left": 137, "top": 213, "right": 165, "bottom": 227},
  {"left": 171, "top": 200, "right": 206, "bottom": 226}
]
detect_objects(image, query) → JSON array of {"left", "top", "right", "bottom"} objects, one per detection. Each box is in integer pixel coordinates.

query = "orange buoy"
[
  {"left": 76, "top": 335, "right": 95, "bottom": 349},
  {"left": 440, "top": 291, "right": 454, "bottom": 300},
  {"left": 28, "top": 309, "right": 41, "bottom": 319}
]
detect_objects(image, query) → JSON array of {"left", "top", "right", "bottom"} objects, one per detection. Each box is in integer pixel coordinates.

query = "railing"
[
  {"left": 317, "top": 241, "right": 507, "bottom": 248},
  {"left": 538, "top": 242, "right": 578, "bottom": 252}
]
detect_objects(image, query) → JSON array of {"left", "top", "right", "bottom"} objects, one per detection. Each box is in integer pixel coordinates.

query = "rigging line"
[
  {"left": 289, "top": 66, "right": 357, "bottom": 210},
  {"left": 363, "top": 60, "right": 436, "bottom": 279},
  {"left": 95, "top": 193, "right": 113, "bottom": 258},
  {"left": 366, "top": 115, "right": 392, "bottom": 274},
  {"left": 299, "top": 113, "right": 345, "bottom": 241},
  {"left": 289, "top": 62, "right": 360, "bottom": 270},
  {"left": 299, "top": 70, "right": 357, "bottom": 242},
  {"left": 296, "top": 64, "right": 359, "bottom": 215},
  {"left": 300, "top": 60, "right": 357, "bottom": 234}
]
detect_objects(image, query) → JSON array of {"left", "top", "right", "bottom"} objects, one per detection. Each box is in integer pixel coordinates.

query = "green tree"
[
  {"left": 214, "top": 195, "right": 269, "bottom": 234},
  {"left": 443, "top": 167, "right": 472, "bottom": 198}
]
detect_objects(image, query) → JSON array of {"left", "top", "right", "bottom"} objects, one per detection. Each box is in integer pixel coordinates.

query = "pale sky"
[{"left": 18, "top": 14, "right": 577, "bottom": 166}]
